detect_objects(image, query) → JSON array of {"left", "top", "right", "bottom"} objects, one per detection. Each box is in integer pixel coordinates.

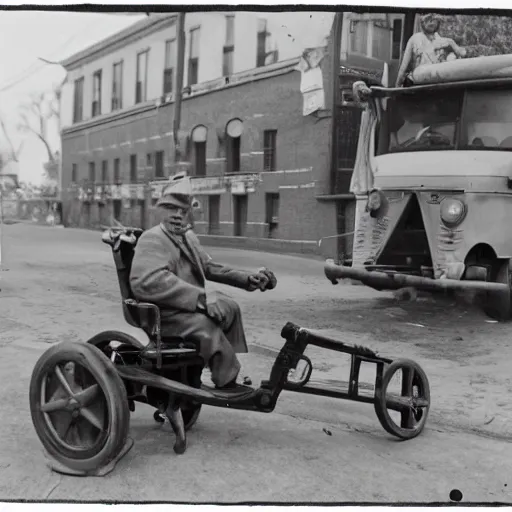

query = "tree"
[
  {"left": 17, "top": 91, "right": 57, "bottom": 163},
  {"left": 16, "top": 77, "right": 66, "bottom": 165},
  {"left": 0, "top": 116, "right": 23, "bottom": 165},
  {"left": 439, "top": 15, "right": 512, "bottom": 58}
]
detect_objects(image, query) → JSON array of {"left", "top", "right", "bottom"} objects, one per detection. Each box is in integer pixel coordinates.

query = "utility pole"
[
  {"left": 329, "top": 12, "right": 343, "bottom": 196},
  {"left": 173, "top": 12, "right": 186, "bottom": 165}
]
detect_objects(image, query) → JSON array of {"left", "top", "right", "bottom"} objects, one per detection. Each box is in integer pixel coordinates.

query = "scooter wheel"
[
  {"left": 374, "top": 358, "right": 430, "bottom": 440},
  {"left": 153, "top": 410, "right": 165, "bottom": 423}
]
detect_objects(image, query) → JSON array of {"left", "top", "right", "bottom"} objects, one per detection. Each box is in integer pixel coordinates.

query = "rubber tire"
[
  {"left": 86, "top": 330, "right": 145, "bottom": 352},
  {"left": 29, "top": 341, "right": 131, "bottom": 473},
  {"left": 374, "top": 358, "right": 430, "bottom": 440}
]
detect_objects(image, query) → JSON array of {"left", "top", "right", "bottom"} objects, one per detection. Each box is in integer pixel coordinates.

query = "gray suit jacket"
[{"left": 130, "top": 224, "right": 252, "bottom": 315}]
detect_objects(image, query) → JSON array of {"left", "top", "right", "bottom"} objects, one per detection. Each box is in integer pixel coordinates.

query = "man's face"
[
  {"left": 158, "top": 203, "right": 190, "bottom": 230},
  {"left": 423, "top": 18, "right": 439, "bottom": 34}
]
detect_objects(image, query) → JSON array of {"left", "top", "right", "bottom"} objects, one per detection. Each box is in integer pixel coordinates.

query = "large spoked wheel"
[
  {"left": 29, "top": 341, "right": 130, "bottom": 473},
  {"left": 374, "top": 359, "right": 430, "bottom": 440}
]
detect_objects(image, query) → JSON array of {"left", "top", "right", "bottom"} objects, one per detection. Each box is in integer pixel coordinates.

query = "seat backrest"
[{"left": 102, "top": 227, "right": 144, "bottom": 326}]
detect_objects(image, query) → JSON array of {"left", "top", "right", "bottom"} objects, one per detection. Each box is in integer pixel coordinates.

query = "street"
[{"left": 0, "top": 222, "right": 511, "bottom": 503}]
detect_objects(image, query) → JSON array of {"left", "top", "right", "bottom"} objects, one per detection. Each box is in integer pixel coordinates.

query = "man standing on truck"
[{"left": 396, "top": 13, "right": 467, "bottom": 87}]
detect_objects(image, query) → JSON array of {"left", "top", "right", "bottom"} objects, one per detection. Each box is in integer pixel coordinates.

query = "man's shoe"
[{"left": 215, "top": 378, "right": 239, "bottom": 390}]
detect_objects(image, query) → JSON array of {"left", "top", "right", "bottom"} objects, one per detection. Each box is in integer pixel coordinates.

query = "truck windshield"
[{"left": 377, "top": 87, "right": 512, "bottom": 154}]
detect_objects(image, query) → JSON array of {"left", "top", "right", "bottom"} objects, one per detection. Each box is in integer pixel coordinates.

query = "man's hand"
[
  {"left": 258, "top": 267, "right": 277, "bottom": 289},
  {"left": 247, "top": 268, "right": 277, "bottom": 291},
  {"left": 206, "top": 291, "right": 225, "bottom": 324}
]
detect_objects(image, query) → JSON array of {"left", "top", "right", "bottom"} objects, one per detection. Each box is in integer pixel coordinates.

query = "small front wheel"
[{"left": 374, "top": 358, "right": 430, "bottom": 440}]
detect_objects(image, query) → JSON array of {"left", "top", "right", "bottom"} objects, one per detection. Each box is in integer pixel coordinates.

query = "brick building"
[{"left": 59, "top": 11, "right": 408, "bottom": 256}]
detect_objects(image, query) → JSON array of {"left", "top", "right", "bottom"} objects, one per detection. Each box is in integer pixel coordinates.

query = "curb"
[{"left": 2, "top": 219, "right": 65, "bottom": 228}]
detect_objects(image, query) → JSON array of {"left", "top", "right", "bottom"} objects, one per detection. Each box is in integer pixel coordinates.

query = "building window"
[
  {"left": 101, "top": 160, "right": 108, "bottom": 182},
  {"left": 223, "top": 15, "right": 235, "bottom": 76},
  {"left": 113, "top": 200, "right": 121, "bottom": 221},
  {"left": 136, "top": 50, "right": 149, "bottom": 103},
  {"left": 73, "top": 77, "right": 84, "bottom": 123},
  {"left": 89, "top": 162, "right": 95, "bottom": 183},
  {"left": 349, "top": 20, "right": 369, "bottom": 55},
  {"left": 225, "top": 118, "right": 243, "bottom": 174},
  {"left": 163, "top": 39, "right": 176, "bottom": 95},
  {"left": 392, "top": 18, "right": 403, "bottom": 60},
  {"left": 92, "top": 70, "right": 102, "bottom": 117},
  {"left": 130, "top": 154, "right": 137, "bottom": 182},
  {"left": 265, "top": 192, "right": 279, "bottom": 238},
  {"left": 256, "top": 18, "right": 268, "bottom": 67},
  {"left": 113, "top": 158, "right": 120, "bottom": 183},
  {"left": 233, "top": 195, "right": 247, "bottom": 237},
  {"left": 191, "top": 125, "right": 207, "bottom": 177},
  {"left": 112, "top": 61, "right": 123, "bottom": 110},
  {"left": 155, "top": 150, "right": 164, "bottom": 178},
  {"left": 188, "top": 27, "right": 200, "bottom": 86},
  {"left": 263, "top": 129, "right": 277, "bottom": 172},
  {"left": 71, "top": 164, "right": 77, "bottom": 183},
  {"left": 208, "top": 195, "right": 220, "bottom": 235}
]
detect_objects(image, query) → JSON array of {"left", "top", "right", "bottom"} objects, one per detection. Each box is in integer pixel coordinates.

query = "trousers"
[{"left": 160, "top": 292, "right": 248, "bottom": 387}]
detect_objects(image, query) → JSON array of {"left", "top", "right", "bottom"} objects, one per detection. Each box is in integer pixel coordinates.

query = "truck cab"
[{"left": 325, "top": 54, "right": 512, "bottom": 320}]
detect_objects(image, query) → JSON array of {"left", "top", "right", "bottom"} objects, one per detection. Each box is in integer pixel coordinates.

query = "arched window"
[
  {"left": 225, "top": 118, "right": 243, "bottom": 174},
  {"left": 191, "top": 124, "right": 208, "bottom": 177}
]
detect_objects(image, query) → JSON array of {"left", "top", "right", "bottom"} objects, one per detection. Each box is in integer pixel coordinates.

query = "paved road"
[{"left": 0, "top": 223, "right": 511, "bottom": 503}]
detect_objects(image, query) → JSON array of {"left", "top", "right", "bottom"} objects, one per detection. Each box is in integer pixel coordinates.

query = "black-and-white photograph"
[{"left": 0, "top": 1, "right": 511, "bottom": 506}]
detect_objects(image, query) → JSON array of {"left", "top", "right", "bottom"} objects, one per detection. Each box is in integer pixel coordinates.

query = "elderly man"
[{"left": 129, "top": 173, "right": 277, "bottom": 389}]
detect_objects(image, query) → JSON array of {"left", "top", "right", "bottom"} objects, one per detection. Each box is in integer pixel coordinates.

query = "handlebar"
[{"left": 101, "top": 225, "right": 143, "bottom": 248}]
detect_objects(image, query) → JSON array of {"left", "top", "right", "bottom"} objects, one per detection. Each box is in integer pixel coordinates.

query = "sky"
[
  {"left": 0, "top": 7, "right": 334, "bottom": 187},
  {"left": 0, "top": 10, "right": 147, "bottom": 185}
]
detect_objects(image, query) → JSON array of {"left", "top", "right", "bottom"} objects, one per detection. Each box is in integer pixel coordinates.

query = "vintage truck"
[{"left": 325, "top": 54, "right": 512, "bottom": 321}]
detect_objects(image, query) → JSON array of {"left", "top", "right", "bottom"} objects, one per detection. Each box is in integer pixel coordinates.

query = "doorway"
[{"left": 233, "top": 194, "right": 247, "bottom": 237}]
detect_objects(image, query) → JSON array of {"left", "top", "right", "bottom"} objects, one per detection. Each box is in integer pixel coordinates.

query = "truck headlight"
[{"left": 440, "top": 198, "right": 466, "bottom": 227}]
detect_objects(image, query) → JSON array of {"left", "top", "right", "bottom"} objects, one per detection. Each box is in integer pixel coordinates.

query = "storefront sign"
[
  {"left": 128, "top": 184, "right": 145, "bottom": 200},
  {"left": 149, "top": 173, "right": 261, "bottom": 198},
  {"left": 121, "top": 184, "right": 131, "bottom": 199},
  {"left": 150, "top": 181, "right": 165, "bottom": 199},
  {"left": 192, "top": 177, "right": 228, "bottom": 195},
  {"left": 111, "top": 185, "right": 122, "bottom": 200},
  {"left": 231, "top": 181, "right": 246, "bottom": 195},
  {"left": 297, "top": 47, "right": 326, "bottom": 116}
]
